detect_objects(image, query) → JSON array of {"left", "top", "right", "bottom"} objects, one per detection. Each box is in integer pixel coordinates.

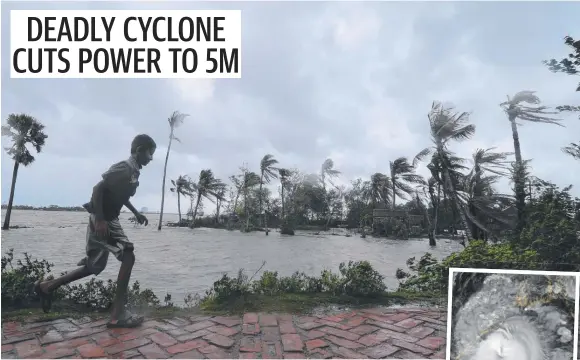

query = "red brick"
[
  {"left": 262, "top": 326, "right": 281, "bottom": 342},
  {"left": 78, "top": 343, "right": 106, "bottom": 358},
  {"left": 117, "top": 332, "right": 139, "bottom": 342},
  {"left": 168, "top": 328, "right": 190, "bottom": 337},
  {"left": 281, "top": 333, "right": 303, "bottom": 352},
  {"left": 259, "top": 314, "right": 278, "bottom": 327},
  {"left": 111, "top": 349, "right": 141, "bottom": 358},
  {"left": 296, "top": 321, "right": 322, "bottom": 330},
  {"left": 240, "top": 336, "right": 262, "bottom": 352},
  {"left": 201, "top": 346, "right": 231, "bottom": 359},
  {"left": 70, "top": 316, "right": 92, "bottom": 326},
  {"left": 138, "top": 343, "right": 170, "bottom": 359},
  {"left": 407, "top": 326, "right": 435, "bottom": 339},
  {"left": 375, "top": 328, "right": 419, "bottom": 343},
  {"left": 319, "top": 326, "right": 360, "bottom": 341},
  {"left": 2, "top": 333, "right": 36, "bottom": 345},
  {"left": 45, "top": 337, "right": 90, "bottom": 350},
  {"left": 284, "top": 352, "right": 305, "bottom": 358},
  {"left": 416, "top": 316, "right": 445, "bottom": 326},
  {"left": 3, "top": 322, "right": 20, "bottom": 331},
  {"left": 278, "top": 315, "right": 293, "bottom": 322},
  {"left": 93, "top": 332, "right": 120, "bottom": 347},
  {"left": 296, "top": 316, "right": 318, "bottom": 323},
  {"left": 166, "top": 339, "right": 208, "bottom": 354},
  {"left": 208, "top": 325, "right": 240, "bottom": 337},
  {"left": 240, "top": 352, "right": 258, "bottom": 359},
  {"left": 53, "top": 322, "right": 80, "bottom": 332},
  {"left": 417, "top": 336, "right": 445, "bottom": 350},
  {"left": 385, "top": 313, "right": 411, "bottom": 322},
  {"left": 309, "top": 347, "right": 333, "bottom": 358},
  {"left": 150, "top": 332, "right": 177, "bottom": 347},
  {"left": 317, "top": 319, "right": 351, "bottom": 330},
  {"left": 279, "top": 321, "right": 296, "bottom": 334},
  {"left": 305, "top": 339, "right": 327, "bottom": 351},
  {"left": 15, "top": 339, "right": 42, "bottom": 358},
  {"left": 1, "top": 344, "right": 14, "bottom": 352},
  {"left": 108, "top": 327, "right": 134, "bottom": 336},
  {"left": 84, "top": 319, "right": 109, "bottom": 328},
  {"left": 345, "top": 316, "right": 366, "bottom": 328},
  {"left": 212, "top": 316, "right": 241, "bottom": 327},
  {"left": 64, "top": 326, "right": 106, "bottom": 339},
  {"left": 177, "top": 329, "right": 211, "bottom": 342},
  {"left": 243, "top": 313, "right": 259, "bottom": 324},
  {"left": 333, "top": 346, "right": 368, "bottom": 359},
  {"left": 363, "top": 313, "right": 395, "bottom": 323},
  {"left": 184, "top": 320, "right": 215, "bottom": 332},
  {"left": 165, "top": 317, "right": 190, "bottom": 327},
  {"left": 361, "top": 343, "right": 400, "bottom": 358},
  {"left": 41, "top": 347, "right": 76, "bottom": 359},
  {"left": 394, "top": 317, "right": 424, "bottom": 329},
  {"left": 39, "top": 330, "right": 64, "bottom": 345},
  {"left": 350, "top": 324, "right": 379, "bottom": 335},
  {"left": 322, "top": 315, "right": 342, "bottom": 323},
  {"left": 358, "top": 330, "right": 390, "bottom": 347},
  {"left": 262, "top": 341, "right": 283, "bottom": 359},
  {"left": 104, "top": 337, "right": 151, "bottom": 355},
  {"left": 170, "top": 349, "right": 204, "bottom": 358},
  {"left": 359, "top": 308, "right": 387, "bottom": 316},
  {"left": 393, "top": 349, "right": 424, "bottom": 358},
  {"left": 243, "top": 323, "right": 260, "bottom": 335},
  {"left": 431, "top": 349, "right": 446, "bottom": 359},
  {"left": 325, "top": 335, "right": 362, "bottom": 350},
  {"left": 390, "top": 339, "right": 432, "bottom": 355},
  {"left": 305, "top": 330, "right": 325, "bottom": 339},
  {"left": 204, "top": 333, "right": 235, "bottom": 348}
]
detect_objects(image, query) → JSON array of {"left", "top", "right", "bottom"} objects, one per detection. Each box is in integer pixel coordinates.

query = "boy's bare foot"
[{"left": 107, "top": 310, "right": 144, "bottom": 328}]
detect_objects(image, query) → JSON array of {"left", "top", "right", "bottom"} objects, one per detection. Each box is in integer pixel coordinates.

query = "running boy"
[{"left": 35, "top": 134, "right": 156, "bottom": 328}]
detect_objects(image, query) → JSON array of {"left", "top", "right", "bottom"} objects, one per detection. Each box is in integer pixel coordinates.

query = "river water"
[{"left": 1, "top": 210, "right": 463, "bottom": 304}]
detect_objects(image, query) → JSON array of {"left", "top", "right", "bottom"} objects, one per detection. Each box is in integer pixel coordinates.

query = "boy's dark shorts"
[{"left": 78, "top": 215, "right": 134, "bottom": 275}]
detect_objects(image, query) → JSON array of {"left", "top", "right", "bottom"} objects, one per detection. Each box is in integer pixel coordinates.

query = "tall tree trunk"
[
  {"left": 509, "top": 114, "right": 526, "bottom": 233},
  {"left": 190, "top": 192, "right": 202, "bottom": 229},
  {"left": 259, "top": 173, "right": 264, "bottom": 230},
  {"left": 280, "top": 183, "right": 285, "bottom": 220},
  {"left": 158, "top": 131, "right": 174, "bottom": 230},
  {"left": 436, "top": 184, "right": 441, "bottom": 234},
  {"left": 177, "top": 192, "right": 182, "bottom": 224},
  {"left": 2, "top": 161, "right": 20, "bottom": 230},
  {"left": 443, "top": 168, "right": 472, "bottom": 242},
  {"left": 216, "top": 200, "right": 221, "bottom": 223},
  {"left": 244, "top": 188, "right": 250, "bottom": 231},
  {"left": 392, "top": 179, "right": 397, "bottom": 210}
]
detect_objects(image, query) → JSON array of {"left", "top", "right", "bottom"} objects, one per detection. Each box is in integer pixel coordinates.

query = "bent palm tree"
[
  {"left": 259, "top": 154, "right": 279, "bottom": 231},
  {"left": 158, "top": 111, "right": 188, "bottom": 230},
  {"left": 169, "top": 175, "right": 193, "bottom": 224},
  {"left": 389, "top": 148, "right": 429, "bottom": 208},
  {"left": 562, "top": 142, "right": 580, "bottom": 160},
  {"left": 427, "top": 101, "right": 476, "bottom": 241},
  {"left": 190, "top": 169, "right": 226, "bottom": 229},
  {"left": 278, "top": 168, "right": 292, "bottom": 220},
  {"left": 2, "top": 114, "right": 48, "bottom": 230},
  {"left": 320, "top": 159, "right": 341, "bottom": 230},
  {"left": 500, "top": 91, "right": 562, "bottom": 232},
  {"left": 242, "top": 169, "right": 261, "bottom": 231}
]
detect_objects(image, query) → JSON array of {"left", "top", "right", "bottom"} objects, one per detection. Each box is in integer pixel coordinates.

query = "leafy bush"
[
  {"left": 1, "top": 248, "right": 167, "bottom": 311},
  {"left": 200, "top": 261, "right": 387, "bottom": 306},
  {"left": 397, "top": 240, "right": 539, "bottom": 294}
]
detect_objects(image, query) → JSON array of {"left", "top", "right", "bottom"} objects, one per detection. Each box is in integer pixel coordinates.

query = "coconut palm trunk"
[
  {"left": 443, "top": 168, "right": 472, "bottom": 241},
  {"left": 158, "top": 129, "right": 174, "bottom": 231},
  {"left": 509, "top": 112, "right": 526, "bottom": 232},
  {"left": 2, "top": 161, "right": 20, "bottom": 230},
  {"left": 190, "top": 193, "right": 202, "bottom": 229},
  {"left": 259, "top": 173, "right": 264, "bottom": 228},
  {"left": 177, "top": 190, "right": 182, "bottom": 223}
]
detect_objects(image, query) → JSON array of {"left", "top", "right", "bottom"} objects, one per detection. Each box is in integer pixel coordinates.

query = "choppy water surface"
[
  {"left": 452, "top": 274, "right": 577, "bottom": 360},
  {"left": 1, "top": 210, "right": 462, "bottom": 304}
]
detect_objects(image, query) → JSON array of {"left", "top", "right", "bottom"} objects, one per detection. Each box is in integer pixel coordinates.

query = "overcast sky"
[{"left": 2, "top": 1, "right": 579, "bottom": 216}]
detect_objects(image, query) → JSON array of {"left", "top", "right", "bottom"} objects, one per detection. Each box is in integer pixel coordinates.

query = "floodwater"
[{"left": 1, "top": 210, "right": 463, "bottom": 304}]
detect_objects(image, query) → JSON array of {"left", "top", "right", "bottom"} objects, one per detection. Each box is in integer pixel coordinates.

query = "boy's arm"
[
  {"left": 124, "top": 200, "right": 139, "bottom": 216},
  {"left": 92, "top": 181, "right": 106, "bottom": 221}
]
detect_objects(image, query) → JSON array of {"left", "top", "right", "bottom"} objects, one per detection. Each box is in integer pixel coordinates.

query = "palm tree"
[
  {"left": 278, "top": 168, "right": 291, "bottom": 220},
  {"left": 158, "top": 111, "right": 189, "bottom": 231},
  {"left": 241, "top": 169, "right": 261, "bottom": 231},
  {"left": 259, "top": 154, "right": 279, "bottom": 231},
  {"left": 427, "top": 101, "right": 476, "bottom": 241},
  {"left": 562, "top": 142, "right": 580, "bottom": 160},
  {"left": 500, "top": 91, "right": 562, "bottom": 232},
  {"left": 2, "top": 114, "right": 48, "bottom": 230},
  {"left": 169, "top": 175, "right": 193, "bottom": 224},
  {"left": 389, "top": 148, "right": 429, "bottom": 208},
  {"left": 190, "top": 169, "right": 225, "bottom": 229},
  {"left": 320, "top": 159, "right": 341, "bottom": 230},
  {"left": 214, "top": 183, "right": 228, "bottom": 223}
]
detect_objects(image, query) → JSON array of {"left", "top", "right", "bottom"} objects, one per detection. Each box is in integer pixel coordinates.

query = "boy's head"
[{"left": 130, "top": 134, "right": 156, "bottom": 167}]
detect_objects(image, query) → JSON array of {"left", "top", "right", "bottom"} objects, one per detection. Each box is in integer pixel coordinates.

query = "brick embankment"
[{"left": 1, "top": 307, "right": 447, "bottom": 359}]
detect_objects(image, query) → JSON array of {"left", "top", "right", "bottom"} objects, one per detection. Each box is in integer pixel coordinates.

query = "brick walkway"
[{"left": 1, "top": 307, "right": 447, "bottom": 359}]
